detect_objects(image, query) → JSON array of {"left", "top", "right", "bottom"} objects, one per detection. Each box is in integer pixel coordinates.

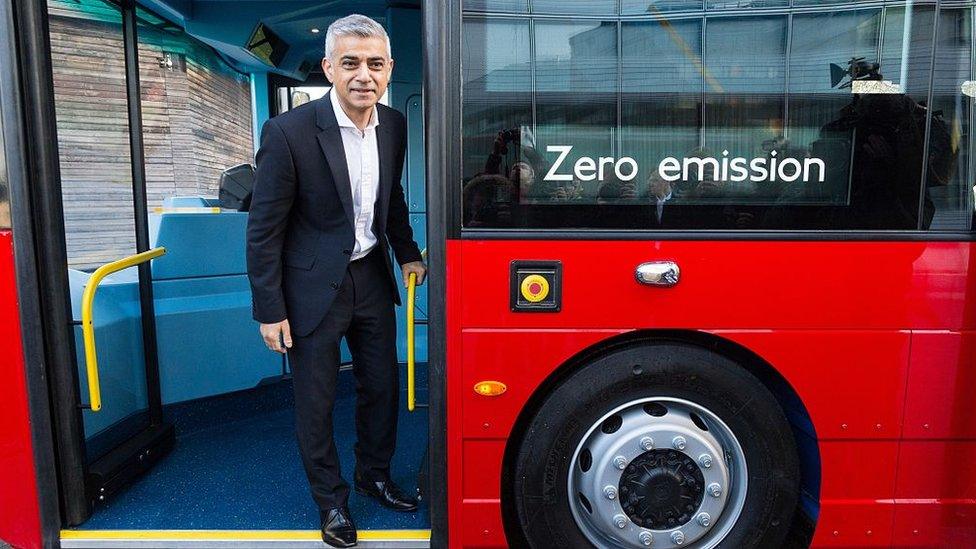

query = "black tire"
[{"left": 507, "top": 343, "right": 800, "bottom": 548}]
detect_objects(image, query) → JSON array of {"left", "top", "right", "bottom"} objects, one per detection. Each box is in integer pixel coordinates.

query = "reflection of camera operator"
[
  {"left": 484, "top": 128, "right": 547, "bottom": 179},
  {"left": 815, "top": 58, "right": 954, "bottom": 230},
  {"left": 463, "top": 174, "right": 514, "bottom": 227},
  {"left": 482, "top": 127, "right": 557, "bottom": 207}
]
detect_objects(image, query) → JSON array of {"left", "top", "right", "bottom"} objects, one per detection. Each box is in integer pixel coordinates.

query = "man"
[{"left": 246, "top": 14, "right": 426, "bottom": 548}]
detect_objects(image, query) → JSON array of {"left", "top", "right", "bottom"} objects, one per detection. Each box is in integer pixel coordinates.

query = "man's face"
[{"left": 322, "top": 35, "right": 393, "bottom": 114}]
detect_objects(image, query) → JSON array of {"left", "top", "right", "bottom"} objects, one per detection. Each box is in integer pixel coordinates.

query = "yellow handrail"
[
  {"left": 407, "top": 272, "right": 417, "bottom": 412},
  {"left": 406, "top": 248, "right": 427, "bottom": 413},
  {"left": 80, "top": 247, "right": 166, "bottom": 412}
]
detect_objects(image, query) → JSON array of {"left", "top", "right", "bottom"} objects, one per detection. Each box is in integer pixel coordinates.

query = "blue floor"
[{"left": 78, "top": 365, "right": 430, "bottom": 530}]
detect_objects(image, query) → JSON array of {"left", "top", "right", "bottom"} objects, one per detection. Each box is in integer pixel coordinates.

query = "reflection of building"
[{"left": 462, "top": 1, "right": 975, "bottom": 229}]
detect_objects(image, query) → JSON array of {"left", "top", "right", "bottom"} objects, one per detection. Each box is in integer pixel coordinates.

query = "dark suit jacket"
[{"left": 246, "top": 92, "right": 422, "bottom": 337}]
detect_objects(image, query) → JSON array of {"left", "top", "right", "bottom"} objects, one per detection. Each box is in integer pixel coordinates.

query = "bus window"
[
  {"left": 277, "top": 86, "right": 330, "bottom": 113},
  {"left": 49, "top": 0, "right": 140, "bottom": 269},
  {"left": 276, "top": 86, "right": 389, "bottom": 114},
  {"left": 461, "top": 2, "right": 974, "bottom": 232},
  {"left": 135, "top": 5, "right": 255, "bottom": 209},
  {"left": 926, "top": 8, "right": 974, "bottom": 230}
]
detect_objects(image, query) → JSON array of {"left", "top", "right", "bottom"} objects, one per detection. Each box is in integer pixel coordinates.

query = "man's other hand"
[
  {"left": 401, "top": 261, "right": 427, "bottom": 287},
  {"left": 260, "top": 319, "right": 292, "bottom": 354}
]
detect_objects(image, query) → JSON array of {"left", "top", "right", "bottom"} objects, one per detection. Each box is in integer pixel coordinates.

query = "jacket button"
[
  {"left": 342, "top": 249, "right": 352, "bottom": 255},
  {"left": 330, "top": 282, "right": 339, "bottom": 290}
]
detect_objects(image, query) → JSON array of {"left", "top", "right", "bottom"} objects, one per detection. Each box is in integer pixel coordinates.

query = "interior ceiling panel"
[{"left": 137, "top": 0, "right": 419, "bottom": 79}]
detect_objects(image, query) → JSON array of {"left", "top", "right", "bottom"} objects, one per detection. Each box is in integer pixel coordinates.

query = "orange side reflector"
[{"left": 473, "top": 380, "right": 507, "bottom": 397}]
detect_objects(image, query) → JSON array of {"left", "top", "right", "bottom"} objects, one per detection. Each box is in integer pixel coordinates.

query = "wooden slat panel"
[{"left": 48, "top": 1, "right": 253, "bottom": 270}]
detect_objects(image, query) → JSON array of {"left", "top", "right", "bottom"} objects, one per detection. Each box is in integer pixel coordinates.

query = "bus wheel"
[{"left": 509, "top": 343, "right": 800, "bottom": 548}]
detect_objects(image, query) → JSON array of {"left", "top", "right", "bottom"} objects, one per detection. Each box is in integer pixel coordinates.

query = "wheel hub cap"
[
  {"left": 620, "top": 449, "right": 705, "bottom": 529},
  {"left": 567, "top": 397, "right": 747, "bottom": 549}
]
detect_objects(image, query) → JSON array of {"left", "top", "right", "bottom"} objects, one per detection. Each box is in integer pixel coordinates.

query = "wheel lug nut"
[
  {"left": 707, "top": 483, "right": 722, "bottom": 497},
  {"left": 672, "top": 436, "right": 687, "bottom": 451},
  {"left": 614, "top": 456, "right": 627, "bottom": 470},
  {"left": 698, "top": 454, "right": 712, "bottom": 468},
  {"left": 671, "top": 530, "right": 685, "bottom": 545},
  {"left": 613, "top": 514, "right": 628, "bottom": 529},
  {"left": 639, "top": 531, "right": 653, "bottom": 546},
  {"left": 639, "top": 436, "right": 654, "bottom": 451},
  {"left": 604, "top": 486, "right": 617, "bottom": 500},
  {"left": 697, "top": 512, "right": 711, "bottom": 527}
]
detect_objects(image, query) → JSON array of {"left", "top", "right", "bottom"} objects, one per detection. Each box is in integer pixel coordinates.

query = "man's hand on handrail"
[{"left": 401, "top": 261, "right": 426, "bottom": 288}]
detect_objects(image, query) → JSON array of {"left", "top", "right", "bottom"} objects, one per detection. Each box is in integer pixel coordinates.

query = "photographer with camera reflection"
[{"left": 814, "top": 57, "right": 954, "bottom": 230}]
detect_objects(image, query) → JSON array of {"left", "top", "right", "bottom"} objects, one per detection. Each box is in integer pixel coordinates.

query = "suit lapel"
[{"left": 315, "top": 93, "right": 354, "bottom": 229}]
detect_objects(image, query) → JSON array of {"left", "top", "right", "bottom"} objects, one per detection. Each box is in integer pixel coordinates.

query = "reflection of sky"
[{"left": 462, "top": 18, "right": 530, "bottom": 87}]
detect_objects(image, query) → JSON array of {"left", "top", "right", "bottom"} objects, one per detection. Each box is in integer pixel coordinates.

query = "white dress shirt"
[{"left": 330, "top": 90, "right": 380, "bottom": 261}]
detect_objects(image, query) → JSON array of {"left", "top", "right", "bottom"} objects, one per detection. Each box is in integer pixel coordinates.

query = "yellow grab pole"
[
  {"left": 406, "top": 248, "right": 426, "bottom": 413},
  {"left": 407, "top": 272, "right": 417, "bottom": 412},
  {"left": 80, "top": 247, "right": 166, "bottom": 412}
]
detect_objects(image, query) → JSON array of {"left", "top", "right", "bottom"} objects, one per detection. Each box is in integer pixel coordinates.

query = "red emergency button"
[{"left": 520, "top": 274, "right": 550, "bottom": 303}]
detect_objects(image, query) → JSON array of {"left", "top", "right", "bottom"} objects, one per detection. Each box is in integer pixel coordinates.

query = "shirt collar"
[{"left": 330, "top": 88, "right": 379, "bottom": 131}]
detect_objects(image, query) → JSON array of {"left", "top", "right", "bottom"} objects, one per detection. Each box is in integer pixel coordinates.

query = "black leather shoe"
[
  {"left": 320, "top": 506, "right": 357, "bottom": 548},
  {"left": 354, "top": 471, "right": 419, "bottom": 512}
]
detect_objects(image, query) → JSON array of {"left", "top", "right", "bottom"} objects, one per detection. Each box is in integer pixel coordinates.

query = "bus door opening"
[{"left": 39, "top": 0, "right": 431, "bottom": 545}]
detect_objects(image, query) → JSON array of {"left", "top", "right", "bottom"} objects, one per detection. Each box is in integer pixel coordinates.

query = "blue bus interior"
[{"left": 60, "top": 0, "right": 430, "bottom": 534}]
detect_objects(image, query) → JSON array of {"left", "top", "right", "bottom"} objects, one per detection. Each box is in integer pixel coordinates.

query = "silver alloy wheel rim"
[{"left": 568, "top": 397, "right": 748, "bottom": 548}]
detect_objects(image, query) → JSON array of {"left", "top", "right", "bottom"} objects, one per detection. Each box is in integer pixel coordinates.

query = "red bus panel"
[
  {"left": 448, "top": 239, "right": 976, "bottom": 548},
  {"left": 0, "top": 230, "right": 42, "bottom": 549}
]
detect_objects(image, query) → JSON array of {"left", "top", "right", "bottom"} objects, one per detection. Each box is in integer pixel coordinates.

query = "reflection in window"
[
  {"left": 534, "top": 20, "right": 617, "bottom": 205},
  {"left": 703, "top": 15, "right": 787, "bottom": 204},
  {"left": 620, "top": 18, "right": 702, "bottom": 196},
  {"left": 925, "top": 8, "right": 974, "bottom": 230},
  {"left": 706, "top": 0, "right": 787, "bottom": 8},
  {"left": 0, "top": 97, "right": 8, "bottom": 230},
  {"left": 531, "top": 0, "right": 616, "bottom": 16},
  {"left": 787, "top": 10, "right": 881, "bottom": 147},
  {"left": 460, "top": 2, "right": 966, "bottom": 231},
  {"left": 621, "top": 1, "right": 703, "bottom": 15},
  {"left": 464, "top": 0, "right": 529, "bottom": 13},
  {"left": 461, "top": 17, "right": 531, "bottom": 191}
]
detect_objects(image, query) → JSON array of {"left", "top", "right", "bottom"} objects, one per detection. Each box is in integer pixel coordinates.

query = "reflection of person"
[
  {"left": 816, "top": 87, "right": 954, "bottom": 229},
  {"left": 482, "top": 128, "right": 553, "bottom": 203},
  {"left": 646, "top": 170, "right": 673, "bottom": 225},
  {"left": 245, "top": 15, "right": 424, "bottom": 549},
  {"left": 463, "top": 174, "right": 513, "bottom": 227}
]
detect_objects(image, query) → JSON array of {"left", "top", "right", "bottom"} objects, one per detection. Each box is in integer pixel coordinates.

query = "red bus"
[{"left": 2, "top": 0, "right": 976, "bottom": 548}]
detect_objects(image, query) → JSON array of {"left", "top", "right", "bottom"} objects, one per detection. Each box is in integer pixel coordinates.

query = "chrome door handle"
[{"left": 636, "top": 261, "right": 680, "bottom": 287}]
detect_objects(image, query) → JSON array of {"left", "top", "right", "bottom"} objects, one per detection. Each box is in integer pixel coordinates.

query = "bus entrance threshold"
[{"left": 59, "top": 529, "right": 431, "bottom": 549}]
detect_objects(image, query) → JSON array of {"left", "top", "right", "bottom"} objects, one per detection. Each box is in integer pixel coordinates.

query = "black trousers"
[{"left": 288, "top": 247, "right": 399, "bottom": 511}]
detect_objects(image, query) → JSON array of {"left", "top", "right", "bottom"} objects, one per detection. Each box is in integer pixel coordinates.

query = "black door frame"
[
  {"left": 1, "top": 0, "right": 64, "bottom": 545},
  {"left": 423, "top": 0, "right": 460, "bottom": 546},
  {"left": 7, "top": 0, "right": 90, "bottom": 530},
  {"left": 7, "top": 0, "right": 173, "bottom": 530}
]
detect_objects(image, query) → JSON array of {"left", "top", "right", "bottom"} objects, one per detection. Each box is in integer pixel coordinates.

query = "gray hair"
[{"left": 324, "top": 14, "right": 391, "bottom": 60}]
